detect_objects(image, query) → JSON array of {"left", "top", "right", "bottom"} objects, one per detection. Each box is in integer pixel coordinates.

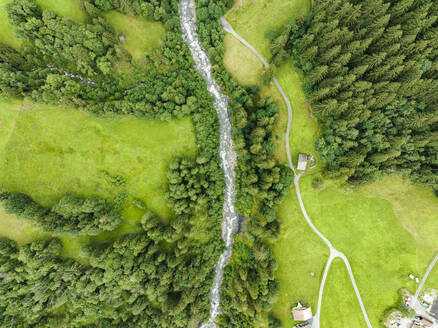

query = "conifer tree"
[{"left": 267, "top": 0, "right": 438, "bottom": 189}]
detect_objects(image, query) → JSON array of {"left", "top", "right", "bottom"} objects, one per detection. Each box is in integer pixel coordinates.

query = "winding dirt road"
[{"left": 221, "top": 17, "right": 372, "bottom": 328}]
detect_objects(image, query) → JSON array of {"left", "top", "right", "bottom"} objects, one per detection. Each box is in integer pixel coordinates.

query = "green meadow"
[
  {"left": 1, "top": 0, "right": 165, "bottom": 62},
  {"left": 225, "top": 0, "right": 311, "bottom": 59},
  {"left": 105, "top": 11, "right": 165, "bottom": 61},
  {"left": 0, "top": 1, "right": 186, "bottom": 262},
  {"left": 320, "top": 259, "right": 368, "bottom": 328},
  {"left": 36, "top": 0, "right": 86, "bottom": 22},
  {"left": 224, "top": 0, "right": 438, "bottom": 327},
  {"left": 0, "top": 0, "right": 21, "bottom": 48},
  {"left": 0, "top": 100, "right": 197, "bottom": 259},
  {"left": 0, "top": 0, "right": 436, "bottom": 326}
]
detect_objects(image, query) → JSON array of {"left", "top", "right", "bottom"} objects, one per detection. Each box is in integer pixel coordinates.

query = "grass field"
[
  {"left": 276, "top": 60, "right": 320, "bottom": 162},
  {"left": 269, "top": 173, "right": 438, "bottom": 327},
  {"left": 425, "top": 265, "right": 438, "bottom": 293},
  {"left": 0, "top": 208, "right": 47, "bottom": 244},
  {"left": 269, "top": 186, "right": 329, "bottom": 326},
  {"left": 301, "top": 173, "right": 437, "bottom": 327},
  {"left": 0, "top": 100, "right": 197, "bottom": 218},
  {"left": 223, "top": 35, "right": 263, "bottom": 85},
  {"left": 36, "top": 0, "right": 86, "bottom": 23},
  {"left": 0, "top": 100, "right": 197, "bottom": 258},
  {"left": 0, "top": 0, "right": 22, "bottom": 48},
  {"left": 105, "top": 11, "right": 165, "bottom": 61},
  {"left": 0, "top": 0, "right": 170, "bottom": 260},
  {"left": 320, "top": 259, "right": 369, "bottom": 328},
  {"left": 223, "top": 0, "right": 438, "bottom": 327},
  {"left": 225, "top": 0, "right": 311, "bottom": 59}
]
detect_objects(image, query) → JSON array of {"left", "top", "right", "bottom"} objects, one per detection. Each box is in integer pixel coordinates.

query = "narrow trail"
[
  {"left": 415, "top": 253, "right": 438, "bottom": 300},
  {"left": 221, "top": 17, "right": 373, "bottom": 328}
]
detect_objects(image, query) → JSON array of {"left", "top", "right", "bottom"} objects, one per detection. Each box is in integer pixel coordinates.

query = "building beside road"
[
  {"left": 428, "top": 300, "right": 438, "bottom": 320},
  {"left": 297, "top": 154, "right": 308, "bottom": 171},
  {"left": 419, "top": 317, "right": 433, "bottom": 327},
  {"left": 292, "top": 302, "right": 313, "bottom": 321}
]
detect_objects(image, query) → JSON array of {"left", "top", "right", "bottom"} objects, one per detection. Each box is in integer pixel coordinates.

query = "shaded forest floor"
[{"left": 224, "top": 0, "right": 438, "bottom": 327}]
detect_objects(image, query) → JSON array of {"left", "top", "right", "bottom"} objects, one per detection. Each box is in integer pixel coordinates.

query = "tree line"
[
  {"left": 0, "top": 191, "right": 122, "bottom": 235},
  {"left": 0, "top": 0, "right": 294, "bottom": 326},
  {"left": 0, "top": 205, "right": 222, "bottom": 327},
  {"left": 1, "top": 0, "right": 227, "bottom": 219},
  {"left": 0, "top": 0, "right": 227, "bottom": 326},
  {"left": 194, "top": 0, "right": 294, "bottom": 326},
  {"left": 0, "top": 0, "right": 209, "bottom": 121},
  {"left": 267, "top": 0, "right": 437, "bottom": 191}
]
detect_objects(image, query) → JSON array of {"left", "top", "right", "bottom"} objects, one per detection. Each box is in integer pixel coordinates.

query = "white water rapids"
[{"left": 179, "top": 0, "right": 239, "bottom": 327}]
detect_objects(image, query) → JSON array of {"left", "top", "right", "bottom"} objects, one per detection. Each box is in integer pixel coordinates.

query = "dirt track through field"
[{"left": 221, "top": 17, "right": 372, "bottom": 328}]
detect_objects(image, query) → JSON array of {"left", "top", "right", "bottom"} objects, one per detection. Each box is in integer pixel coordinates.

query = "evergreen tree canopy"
[
  {"left": 269, "top": 0, "right": 438, "bottom": 188},
  {"left": 1, "top": 192, "right": 122, "bottom": 235}
]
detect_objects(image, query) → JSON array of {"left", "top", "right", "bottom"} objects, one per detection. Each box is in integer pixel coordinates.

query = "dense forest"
[
  {"left": 0, "top": 0, "right": 227, "bottom": 326},
  {"left": 268, "top": 0, "right": 438, "bottom": 190},
  {"left": 0, "top": 0, "right": 294, "bottom": 326},
  {"left": 0, "top": 209, "right": 219, "bottom": 327},
  {"left": 194, "top": 0, "right": 293, "bottom": 326}
]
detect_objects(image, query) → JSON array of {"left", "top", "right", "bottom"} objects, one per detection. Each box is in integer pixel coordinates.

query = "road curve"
[
  {"left": 220, "top": 17, "right": 295, "bottom": 175},
  {"left": 221, "top": 17, "right": 372, "bottom": 328},
  {"left": 314, "top": 254, "right": 335, "bottom": 326},
  {"left": 415, "top": 253, "right": 438, "bottom": 300}
]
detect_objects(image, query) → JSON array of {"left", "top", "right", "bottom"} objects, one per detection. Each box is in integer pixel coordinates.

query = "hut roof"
[
  {"left": 292, "top": 302, "right": 312, "bottom": 321},
  {"left": 297, "top": 154, "right": 308, "bottom": 171}
]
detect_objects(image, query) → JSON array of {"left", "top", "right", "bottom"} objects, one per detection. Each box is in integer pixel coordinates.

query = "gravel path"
[
  {"left": 415, "top": 253, "right": 438, "bottom": 300},
  {"left": 221, "top": 17, "right": 372, "bottom": 328},
  {"left": 220, "top": 18, "right": 296, "bottom": 176}
]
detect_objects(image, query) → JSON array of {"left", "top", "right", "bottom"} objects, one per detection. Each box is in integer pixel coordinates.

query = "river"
[{"left": 179, "top": 0, "right": 239, "bottom": 327}]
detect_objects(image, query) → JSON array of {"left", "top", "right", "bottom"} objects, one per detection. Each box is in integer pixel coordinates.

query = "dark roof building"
[
  {"left": 428, "top": 299, "right": 438, "bottom": 320},
  {"left": 419, "top": 317, "right": 433, "bottom": 327},
  {"left": 294, "top": 323, "right": 312, "bottom": 328},
  {"left": 295, "top": 322, "right": 312, "bottom": 328}
]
